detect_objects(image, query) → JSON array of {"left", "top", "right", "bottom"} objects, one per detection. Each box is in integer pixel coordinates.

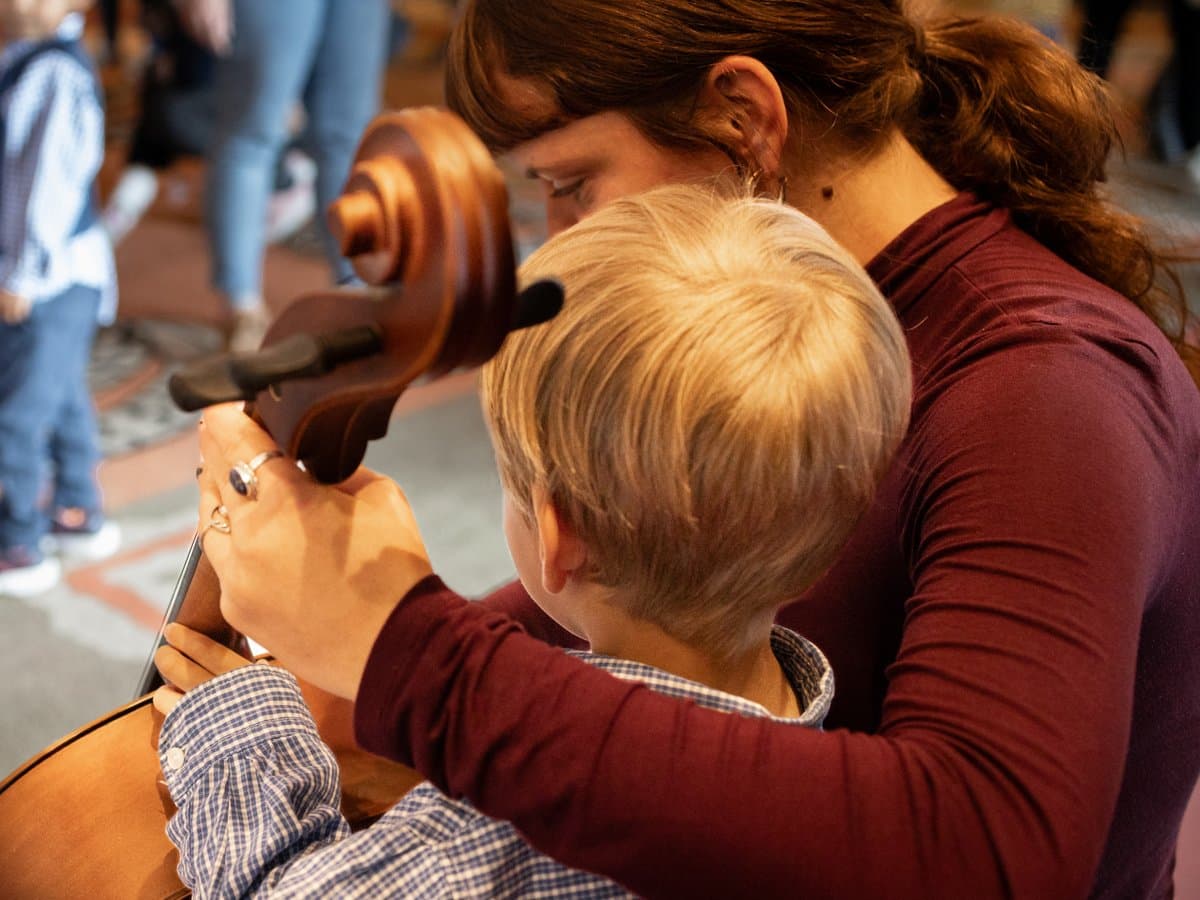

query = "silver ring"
[
  {"left": 229, "top": 450, "right": 285, "bottom": 501},
  {"left": 200, "top": 504, "right": 231, "bottom": 545}
]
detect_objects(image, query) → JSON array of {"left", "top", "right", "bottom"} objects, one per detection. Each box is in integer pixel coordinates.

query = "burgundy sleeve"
[
  {"left": 476, "top": 579, "right": 585, "bottom": 649},
  {"left": 356, "top": 344, "right": 1169, "bottom": 898}
]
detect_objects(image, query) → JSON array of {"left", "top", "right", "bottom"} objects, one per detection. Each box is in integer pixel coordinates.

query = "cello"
[{"left": 0, "top": 107, "right": 561, "bottom": 899}]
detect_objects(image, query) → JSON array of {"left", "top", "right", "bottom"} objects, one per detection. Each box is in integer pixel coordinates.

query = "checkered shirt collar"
[{"left": 569, "top": 625, "right": 834, "bottom": 728}]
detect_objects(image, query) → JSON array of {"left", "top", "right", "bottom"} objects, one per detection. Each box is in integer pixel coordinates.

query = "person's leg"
[
  {"left": 206, "top": 0, "right": 325, "bottom": 319},
  {"left": 302, "top": 0, "right": 390, "bottom": 284},
  {"left": 0, "top": 300, "right": 71, "bottom": 593},
  {"left": 43, "top": 287, "right": 121, "bottom": 560},
  {"left": 47, "top": 287, "right": 102, "bottom": 515},
  {"left": 104, "top": 52, "right": 178, "bottom": 244}
]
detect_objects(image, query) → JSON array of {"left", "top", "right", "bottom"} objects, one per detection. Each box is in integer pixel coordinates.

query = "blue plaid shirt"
[
  {"left": 0, "top": 14, "right": 115, "bottom": 321},
  {"left": 159, "top": 627, "right": 833, "bottom": 899}
]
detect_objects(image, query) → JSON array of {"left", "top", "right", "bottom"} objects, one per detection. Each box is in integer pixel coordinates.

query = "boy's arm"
[
  {"left": 160, "top": 666, "right": 457, "bottom": 899},
  {"left": 159, "top": 666, "right": 351, "bottom": 896},
  {"left": 0, "top": 55, "right": 102, "bottom": 299}
]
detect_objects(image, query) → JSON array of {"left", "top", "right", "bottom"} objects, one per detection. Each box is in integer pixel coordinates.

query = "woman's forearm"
[
  {"left": 476, "top": 579, "right": 586, "bottom": 649},
  {"left": 354, "top": 578, "right": 1127, "bottom": 899}
]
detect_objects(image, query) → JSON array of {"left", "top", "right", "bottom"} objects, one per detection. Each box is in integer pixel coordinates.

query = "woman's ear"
[
  {"left": 697, "top": 55, "right": 789, "bottom": 187},
  {"left": 533, "top": 488, "right": 588, "bottom": 594}
]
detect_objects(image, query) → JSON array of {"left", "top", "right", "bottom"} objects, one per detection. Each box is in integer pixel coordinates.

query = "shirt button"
[{"left": 165, "top": 747, "right": 186, "bottom": 771}]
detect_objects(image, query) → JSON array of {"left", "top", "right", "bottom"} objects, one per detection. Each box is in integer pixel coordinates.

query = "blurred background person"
[
  {"left": 1076, "top": 0, "right": 1199, "bottom": 176},
  {"left": 101, "top": 0, "right": 316, "bottom": 249},
  {"left": 0, "top": 0, "right": 120, "bottom": 597},
  {"left": 176, "top": 0, "right": 391, "bottom": 352}
]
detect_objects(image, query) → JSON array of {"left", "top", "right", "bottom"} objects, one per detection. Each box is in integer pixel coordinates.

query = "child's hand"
[
  {"left": 0, "top": 290, "right": 31, "bottom": 324},
  {"left": 152, "top": 622, "right": 253, "bottom": 715}
]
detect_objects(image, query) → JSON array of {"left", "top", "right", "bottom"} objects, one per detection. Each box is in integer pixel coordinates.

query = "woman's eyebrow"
[{"left": 524, "top": 157, "right": 598, "bottom": 181}]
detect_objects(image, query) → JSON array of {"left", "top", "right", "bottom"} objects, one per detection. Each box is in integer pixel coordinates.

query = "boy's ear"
[
  {"left": 532, "top": 488, "right": 588, "bottom": 594},
  {"left": 696, "top": 55, "right": 789, "bottom": 184}
]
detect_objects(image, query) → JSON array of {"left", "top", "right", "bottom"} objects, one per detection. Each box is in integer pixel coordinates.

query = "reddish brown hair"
[{"left": 446, "top": 0, "right": 1199, "bottom": 384}]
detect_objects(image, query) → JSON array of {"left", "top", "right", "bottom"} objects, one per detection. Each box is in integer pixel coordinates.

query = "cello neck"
[{"left": 134, "top": 537, "right": 251, "bottom": 698}]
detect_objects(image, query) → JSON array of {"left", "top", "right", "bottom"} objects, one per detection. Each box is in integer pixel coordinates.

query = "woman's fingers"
[
  {"left": 201, "top": 404, "right": 281, "bottom": 473},
  {"left": 337, "top": 466, "right": 382, "bottom": 496},
  {"left": 199, "top": 405, "right": 305, "bottom": 513},
  {"left": 196, "top": 458, "right": 233, "bottom": 569}
]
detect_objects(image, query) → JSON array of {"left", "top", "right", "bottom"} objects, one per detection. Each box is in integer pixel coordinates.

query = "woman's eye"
[{"left": 549, "top": 179, "right": 586, "bottom": 200}]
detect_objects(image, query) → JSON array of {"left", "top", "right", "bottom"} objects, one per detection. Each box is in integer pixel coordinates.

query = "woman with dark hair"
[{"left": 187, "top": 1, "right": 1200, "bottom": 896}]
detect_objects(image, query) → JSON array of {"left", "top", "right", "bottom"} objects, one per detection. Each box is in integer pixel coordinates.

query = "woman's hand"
[
  {"left": 152, "top": 622, "right": 252, "bottom": 715},
  {"left": 196, "top": 403, "right": 435, "bottom": 701},
  {"left": 174, "top": 0, "right": 234, "bottom": 55}
]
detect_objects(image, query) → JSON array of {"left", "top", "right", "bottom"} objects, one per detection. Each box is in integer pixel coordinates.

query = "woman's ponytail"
[{"left": 909, "top": 15, "right": 1199, "bottom": 384}]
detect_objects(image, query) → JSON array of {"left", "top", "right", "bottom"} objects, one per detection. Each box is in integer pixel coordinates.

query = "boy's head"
[
  {"left": 482, "top": 184, "right": 911, "bottom": 656},
  {"left": 0, "top": 0, "right": 88, "bottom": 42}
]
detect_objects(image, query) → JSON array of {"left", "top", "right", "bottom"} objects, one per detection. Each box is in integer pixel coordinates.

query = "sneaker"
[
  {"left": 0, "top": 546, "right": 61, "bottom": 597},
  {"left": 101, "top": 165, "right": 160, "bottom": 246},
  {"left": 41, "top": 509, "right": 122, "bottom": 562},
  {"left": 226, "top": 305, "right": 273, "bottom": 353},
  {"left": 265, "top": 151, "right": 317, "bottom": 244}
]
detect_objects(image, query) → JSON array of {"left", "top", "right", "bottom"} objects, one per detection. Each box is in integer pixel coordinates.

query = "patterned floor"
[{"left": 92, "top": 323, "right": 212, "bottom": 456}]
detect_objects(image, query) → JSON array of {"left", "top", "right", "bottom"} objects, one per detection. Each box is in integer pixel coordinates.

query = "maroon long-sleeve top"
[{"left": 355, "top": 194, "right": 1200, "bottom": 898}]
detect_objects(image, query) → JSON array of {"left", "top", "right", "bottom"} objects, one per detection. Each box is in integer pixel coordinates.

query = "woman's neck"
[
  {"left": 791, "top": 130, "right": 959, "bottom": 266},
  {"left": 583, "top": 603, "right": 800, "bottom": 718}
]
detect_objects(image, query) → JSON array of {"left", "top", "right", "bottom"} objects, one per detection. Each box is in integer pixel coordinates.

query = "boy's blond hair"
[{"left": 482, "top": 184, "right": 911, "bottom": 656}]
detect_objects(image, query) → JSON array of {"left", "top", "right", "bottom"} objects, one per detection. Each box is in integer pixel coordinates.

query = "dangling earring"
[{"left": 777, "top": 175, "right": 789, "bottom": 204}]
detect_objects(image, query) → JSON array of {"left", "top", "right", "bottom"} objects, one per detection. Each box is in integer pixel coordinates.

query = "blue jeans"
[
  {"left": 206, "top": 0, "right": 390, "bottom": 305},
  {"left": 0, "top": 286, "right": 102, "bottom": 551}
]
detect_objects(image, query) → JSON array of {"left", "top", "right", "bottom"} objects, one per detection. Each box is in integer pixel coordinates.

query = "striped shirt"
[
  {"left": 159, "top": 626, "right": 833, "bottom": 898},
  {"left": 0, "top": 13, "right": 115, "bottom": 322}
]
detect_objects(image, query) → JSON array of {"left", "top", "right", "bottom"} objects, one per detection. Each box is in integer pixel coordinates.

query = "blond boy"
[{"left": 153, "top": 185, "right": 912, "bottom": 897}]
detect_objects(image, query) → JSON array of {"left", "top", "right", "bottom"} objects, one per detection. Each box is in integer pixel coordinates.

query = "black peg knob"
[
  {"left": 228, "top": 326, "right": 383, "bottom": 395},
  {"left": 512, "top": 279, "right": 564, "bottom": 330},
  {"left": 168, "top": 325, "right": 385, "bottom": 413},
  {"left": 168, "top": 356, "right": 256, "bottom": 411}
]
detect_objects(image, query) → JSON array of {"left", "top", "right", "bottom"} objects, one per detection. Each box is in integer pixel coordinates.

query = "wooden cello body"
[{"left": 0, "top": 108, "right": 550, "bottom": 898}]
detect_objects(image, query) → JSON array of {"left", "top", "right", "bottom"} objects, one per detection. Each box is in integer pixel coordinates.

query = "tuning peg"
[
  {"left": 228, "top": 326, "right": 383, "bottom": 395},
  {"left": 169, "top": 326, "right": 384, "bottom": 413},
  {"left": 512, "top": 279, "right": 564, "bottom": 330},
  {"left": 168, "top": 356, "right": 256, "bottom": 411}
]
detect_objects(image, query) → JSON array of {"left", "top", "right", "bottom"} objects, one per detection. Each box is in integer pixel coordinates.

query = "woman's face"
[{"left": 508, "top": 111, "right": 734, "bottom": 235}]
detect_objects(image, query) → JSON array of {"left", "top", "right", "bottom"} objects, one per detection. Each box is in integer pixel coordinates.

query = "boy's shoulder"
[{"left": 569, "top": 626, "right": 835, "bottom": 727}]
